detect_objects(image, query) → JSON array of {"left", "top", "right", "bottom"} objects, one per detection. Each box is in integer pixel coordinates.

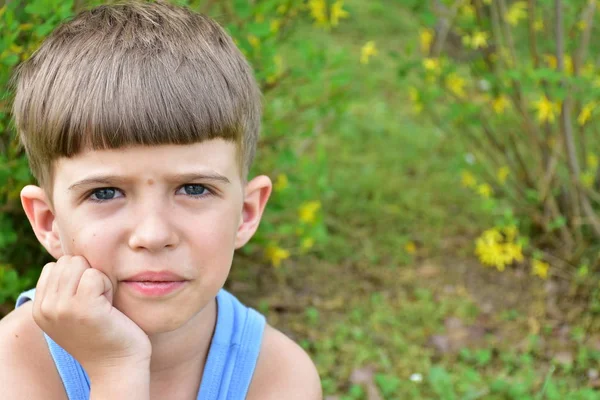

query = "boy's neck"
[{"left": 146, "top": 296, "right": 217, "bottom": 378}]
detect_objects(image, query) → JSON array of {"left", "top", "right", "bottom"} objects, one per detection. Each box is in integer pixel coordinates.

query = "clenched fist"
[{"left": 33, "top": 256, "right": 152, "bottom": 379}]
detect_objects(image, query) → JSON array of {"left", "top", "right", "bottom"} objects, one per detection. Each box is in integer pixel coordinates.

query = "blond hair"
[{"left": 11, "top": 0, "right": 261, "bottom": 191}]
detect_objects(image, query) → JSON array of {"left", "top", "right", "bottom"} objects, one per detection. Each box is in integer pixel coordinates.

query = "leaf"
[
  {"left": 428, "top": 366, "right": 456, "bottom": 400},
  {"left": 1, "top": 54, "right": 19, "bottom": 67}
]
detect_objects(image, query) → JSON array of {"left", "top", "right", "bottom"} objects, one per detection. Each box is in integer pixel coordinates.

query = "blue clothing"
[{"left": 15, "top": 288, "right": 265, "bottom": 400}]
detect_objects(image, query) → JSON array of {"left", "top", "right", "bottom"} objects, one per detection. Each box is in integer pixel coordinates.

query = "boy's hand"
[{"left": 32, "top": 256, "right": 152, "bottom": 378}]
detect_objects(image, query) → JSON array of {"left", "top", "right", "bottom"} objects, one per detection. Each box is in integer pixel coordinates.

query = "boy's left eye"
[{"left": 177, "top": 184, "right": 210, "bottom": 197}]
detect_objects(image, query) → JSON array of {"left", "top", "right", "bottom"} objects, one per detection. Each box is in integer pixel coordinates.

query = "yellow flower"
[
  {"left": 270, "top": 19, "right": 281, "bottom": 34},
  {"left": 266, "top": 54, "right": 284, "bottom": 84},
  {"left": 505, "top": 1, "right": 527, "bottom": 26},
  {"left": 476, "top": 232, "right": 507, "bottom": 271},
  {"left": 477, "top": 183, "right": 493, "bottom": 198},
  {"left": 409, "top": 87, "right": 423, "bottom": 114},
  {"left": 497, "top": 166, "right": 510, "bottom": 184},
  {"left": 565, "top": 55, "right": 574, "bottom": 75},
  {"left": 463, "top": 31, "right": 489, "bottom": 49},
  {"left": 544, "top": 54, "right": 573, "bottom": 74},
  {"left": 405, "top": 241, "right": 417, "bottom": 255},
  {"left": 533, "top": 95, "right": 561, "bottom": 123},
  {"left": 276, "top": 4, "right": 288, "bottom": 15},
  {"left": 532, "top": 259, "right": 549, "bottom": 279},
  {"left": 578, "top": 102, "right": 596, "bottom": 126},
  {"left": 582, "top": 62, "right": 595, "bottom": 77},
  {"left": 420, "top": 28, "right": 434, "bottom": 54},
  {"left": 360, "top": 41, "right": 377, "bottom": 64},
  {"left": 492, "top": 95, "right": 511, "bottom": 115},
  {"left": 422, "top": 57, "right": 441, "bottom": 74},
  {"left": 581, "top": 171, "right": 595, "bottom": 189},
  {"left": 308, "top": 0, "right": 328, "bottom": 26},
  {"left": 274, "top": 173, "right": 289, "bottom": 192},
  {"left": 543, "top": 54, "right": 557, "bottom": 69},
  {"left": 299, "top": 201, "right": 321, "bottom": 223},
  {"left": 504, "top": 242, "right": 524, "bottom": 263},
  {"left": 19, "top": 23, "right": 34, "bottom": 32},
  {"left": 301, "top": 237, "right": 315, "bottom": 252},
  {"left": 460, "top": 4, "right": 475, "bottom": 19},
  {"left": 445, "top": 72, "right": 467, "bottom": 98},
  {"left": 265, "top": 244, "right": 291, "bottom": 268},
  {"left": 461, "top": 171, "right": 477, "bottom": 188},
  {"left": 330, "top": 0, "right": 349, "bottom": 27},
  {"left": 475, "top": 228, "right": 523, "bottom": 271},
  {"left": 482, "top": 228, "right": 503, "bottom": 243},
  {"left": 247, "top": 35, "right": 260, "bottom": 49},
  {"left": 587, "top": 153, "right": 599, "bottom": 169}
]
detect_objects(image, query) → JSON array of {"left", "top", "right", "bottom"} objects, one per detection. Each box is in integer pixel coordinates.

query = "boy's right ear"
[{"left": 20, "top": 185, "right": 63, "bottom": 259}]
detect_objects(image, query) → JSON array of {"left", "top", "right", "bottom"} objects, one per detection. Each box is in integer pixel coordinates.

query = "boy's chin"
[{"left": 126, "top": 307, "right": 193, "bottom": 336}]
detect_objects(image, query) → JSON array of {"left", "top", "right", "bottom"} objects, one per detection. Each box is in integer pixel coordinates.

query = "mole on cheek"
[{"left": 147, "top": 179, "right": 155, "bottom": 185}]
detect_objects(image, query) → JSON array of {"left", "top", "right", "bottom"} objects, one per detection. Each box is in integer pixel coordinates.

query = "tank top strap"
[
  {"left": 15, "top": 289, "right": 91, "bottom": 400},
  {"left": 197, "top": 289, "right": 266, "bottom": 400}
]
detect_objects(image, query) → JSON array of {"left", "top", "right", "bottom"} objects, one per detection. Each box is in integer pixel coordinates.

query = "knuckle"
[{"left": 38, "top": 300, "right": 56, "bottom": 319}]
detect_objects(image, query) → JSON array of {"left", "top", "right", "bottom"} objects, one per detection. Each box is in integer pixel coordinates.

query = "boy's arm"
[
  {"left": 248, "top": 325, "right": 322, "bottom": 400},
  {"left": 89, "top": 366, "right": 150, "bottom": 400},
  {"left": 0, "top": 302, "right": 67, "bottom": 400},
  {"left": 0, "top": 302, "right": 151, "bottom": 400}
]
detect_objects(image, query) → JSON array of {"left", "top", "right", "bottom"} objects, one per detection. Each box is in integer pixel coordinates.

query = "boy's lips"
[{"left": 122, "top": 271, "right": 187, "bottom": 282}]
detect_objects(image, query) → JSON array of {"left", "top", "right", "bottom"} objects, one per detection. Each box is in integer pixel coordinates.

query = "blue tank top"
[{"left": 15, "top": 288, "right": 266, "bottom": 400}]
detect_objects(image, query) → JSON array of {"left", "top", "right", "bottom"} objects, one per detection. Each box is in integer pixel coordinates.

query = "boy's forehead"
[{"left": 54, "top": 140, "right": 240, "bottom": 183}]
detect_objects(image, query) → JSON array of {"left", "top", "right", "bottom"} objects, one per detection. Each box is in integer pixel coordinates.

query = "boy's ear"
[
  {"left": 20, "top": 185, "right": 63, "bottom": 259},
  {"left": 235, "top": 175, "right": 272, "bottom": 249}
]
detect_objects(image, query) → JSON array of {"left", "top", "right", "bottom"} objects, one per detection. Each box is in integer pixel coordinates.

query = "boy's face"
[{"left": 22, "top": 139, "right": 271, "bottom": 334}]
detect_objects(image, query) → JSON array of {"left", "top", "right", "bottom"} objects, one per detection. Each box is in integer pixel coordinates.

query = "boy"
[{"left": 0, "top": 1, "right": 322, "bottom": 399}]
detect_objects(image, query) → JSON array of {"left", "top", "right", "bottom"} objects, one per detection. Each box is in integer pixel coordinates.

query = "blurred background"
[{"left": 2, "top": 0, "right": 600, "bottom": 398}]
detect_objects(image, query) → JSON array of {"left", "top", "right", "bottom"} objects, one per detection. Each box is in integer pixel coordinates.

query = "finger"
[
  {"left": 45, "top": 256, "right": 68, "bottom": 296},
  {"left": 61, "top": 256, "right": 91, "bottom": 297},
  {"left": 77, "top": 268, "right": 114, "bottom": 303},
  {"left": 35, "top": 262, "right": 54, "bottom": 300},
  {"left": 33, "top": 262, "right": 55, "bottom": 320}
]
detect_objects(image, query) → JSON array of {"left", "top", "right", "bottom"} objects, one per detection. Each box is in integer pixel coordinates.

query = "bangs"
[{"left": 16, "top": 45, "right": 244, "bottom": 157}]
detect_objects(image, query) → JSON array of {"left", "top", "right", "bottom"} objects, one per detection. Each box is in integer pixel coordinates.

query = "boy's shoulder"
[
  {"left": 248, "top": 323, "right": 322, "bottom": 400},
  {"left": 0, "top": 301, "right": 67, "bottom": 400}
]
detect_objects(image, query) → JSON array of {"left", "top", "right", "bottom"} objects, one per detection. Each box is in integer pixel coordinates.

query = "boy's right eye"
[{"left": 89, "top": 188, "right": 123, "bottom": 202}]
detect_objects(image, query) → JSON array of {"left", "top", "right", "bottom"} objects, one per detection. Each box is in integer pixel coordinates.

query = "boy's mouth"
[
  {"left": 122, "top": 270, "right": 187, "bottom": 283},
  {"left": 122, "top": 280, "right": 187, "bottom": 297}
]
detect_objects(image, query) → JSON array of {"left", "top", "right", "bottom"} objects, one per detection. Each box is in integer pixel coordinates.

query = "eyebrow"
[{"left": 68, "top": 172, "right": 231, "bottom": 191}]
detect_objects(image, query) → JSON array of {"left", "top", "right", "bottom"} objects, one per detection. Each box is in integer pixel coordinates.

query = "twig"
[
  {"left": 527, "top": 0, "right": 540, "bottom": 68},
  {"left": 430, "top": 0, "right": 462, "bottom": 58}
]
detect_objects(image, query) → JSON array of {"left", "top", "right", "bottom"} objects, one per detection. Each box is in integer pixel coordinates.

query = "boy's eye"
[
  {"left": 177, "top": 184, "right": 209, "bottom": 197},
  {"left": 89, "top": 188, "right": 123, "bottom": 201}
]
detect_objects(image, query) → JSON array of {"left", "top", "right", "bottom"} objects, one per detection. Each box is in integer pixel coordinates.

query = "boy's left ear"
[{"left": 235, "top": 175, "right": 272, "bottom": 249}]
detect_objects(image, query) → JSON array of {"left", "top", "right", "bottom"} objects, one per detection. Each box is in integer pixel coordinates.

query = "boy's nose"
[{"left": 128, "top": 209, "right": 179, "bottom": 252}]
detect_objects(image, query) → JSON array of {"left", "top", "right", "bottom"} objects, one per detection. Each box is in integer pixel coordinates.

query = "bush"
[{"left": 404, "top": 0, "right": 600, "bottom": 296}]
